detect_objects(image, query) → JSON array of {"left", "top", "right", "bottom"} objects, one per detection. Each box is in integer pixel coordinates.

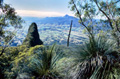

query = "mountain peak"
[{"left": 64, "top": 14, "right": 70, "bottom": 17}]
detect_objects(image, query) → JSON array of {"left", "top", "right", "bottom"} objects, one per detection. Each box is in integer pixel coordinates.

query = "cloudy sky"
[{"left": 4, "top": 0, "right": 74, "bottom": 17}]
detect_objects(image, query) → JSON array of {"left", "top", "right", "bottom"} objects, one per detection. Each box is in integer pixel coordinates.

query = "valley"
[{"left": 10, "top": 15, "right": 88, "bottom": 46}]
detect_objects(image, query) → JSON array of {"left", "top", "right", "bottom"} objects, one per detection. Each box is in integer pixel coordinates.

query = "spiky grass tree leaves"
[
  {"left": 12, "top": 45, "right": 64, "bottom": 79},
  {"left": 70, "top": 36, "right": 120, "bottom": 79},
  {"left": 28, "top": 45, "right": 64, "bottom": 79},
  {"left": 23, "top": 22, "right": 43, "bottom": 47}
]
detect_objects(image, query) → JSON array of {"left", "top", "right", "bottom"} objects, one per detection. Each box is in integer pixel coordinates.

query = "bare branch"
[
  {"left": 94, "top": 1, "right": 114, "bottom": 29},
  {"left": 67, "top": 20, "right": 73, "bottom": 47},
  {"left": 71, "top": 0, "right": 93, "bottom": 36}
]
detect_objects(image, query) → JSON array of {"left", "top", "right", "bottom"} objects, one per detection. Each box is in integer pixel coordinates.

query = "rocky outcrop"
[{"left": 23, "top": 22, "right": 43, "bottom": 47}]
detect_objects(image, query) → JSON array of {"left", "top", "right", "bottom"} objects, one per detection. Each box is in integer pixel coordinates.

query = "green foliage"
[
  {"left": 0, "top": 45, "right": 29, "bottom": 79},
  {"left": 68, "top": 1, "right": 120, "bottom": 78},
  {"left": 11, "top": 45, "right": 64, "bottom": 79},
  {"left": 0, "top": 42, "right": 119, "bottom": 79},
  {"left": 0, "top": 1, "right": 24, "bottom": 47},
  {"left": 23, "top": 23, "right": 43, "bottom": 47},
  {"left": 55, "top": 57, "right": 76, "bottom": 79},
  {"left": 69, "top": 0, "right": 96, "bottom": 36},
  {"left": 68, "top": 35, "right": 120, "bottom": 79},
  {"left": 0, "top": 46, "right": 19, "bottom": 78},
  {"left": 69, "top": 0, "right": 120, "bottom": 47}
]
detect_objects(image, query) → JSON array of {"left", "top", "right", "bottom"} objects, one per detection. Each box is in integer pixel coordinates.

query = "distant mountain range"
[
  {"left": 23, "top": 14, "right": 81, "bottom": 27},
  {"left": 22, "top": 14, "right": 110, "bottom": 30},
  {"left": 10, "top": 14, "right": 110, "bottom": 46}
]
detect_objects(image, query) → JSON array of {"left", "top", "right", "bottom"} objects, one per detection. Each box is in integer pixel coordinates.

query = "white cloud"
[{"left": 16, "top": 10, "right": 74, "bottom": 17}]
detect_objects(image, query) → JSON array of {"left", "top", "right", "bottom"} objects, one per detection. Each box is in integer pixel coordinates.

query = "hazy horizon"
[{"left": 4, "top": 0, "right": 74, "bottom": 17}]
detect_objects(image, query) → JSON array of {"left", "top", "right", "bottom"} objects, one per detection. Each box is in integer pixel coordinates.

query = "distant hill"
[
  {"left": 22, "top": 15, "right": 110, "bottom": 30},
  {"left": 10, "top": 15, "right": 110, "bottom": 46},
  {"left": 23, "top": 14, "right": 81, "bottom": 27}
]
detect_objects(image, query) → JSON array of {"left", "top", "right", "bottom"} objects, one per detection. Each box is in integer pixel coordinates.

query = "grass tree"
[
  {"left": 12, "top": 45, "right": 64, "bottom": 79},
  {"left": 69, "top": 35, "right": 120, "bottom": 79},
  {"left": 69, "top": 1, "right": 120, "bottom": 78}
]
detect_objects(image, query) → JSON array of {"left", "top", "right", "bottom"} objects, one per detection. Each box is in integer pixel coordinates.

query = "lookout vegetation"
[{"left": 0, "top": 0, "right": 120, "bottom": 79}]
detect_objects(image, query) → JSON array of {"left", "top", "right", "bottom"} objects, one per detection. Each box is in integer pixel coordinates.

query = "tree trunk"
[{"left": 67, "top": 20, "right": 73, "bottom": 47}]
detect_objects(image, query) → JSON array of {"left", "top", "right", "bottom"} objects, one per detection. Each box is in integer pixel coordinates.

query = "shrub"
[
  {"left": 12, "top": 45, "right": 65, "bottom": 79},
  {"left": 0, "top": 45, "right": 29, "bottom": 79}
]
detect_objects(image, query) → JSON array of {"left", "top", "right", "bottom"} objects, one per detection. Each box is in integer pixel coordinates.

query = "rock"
[{"left": 23, "top": 22, "right": 43, "bottom": 47}]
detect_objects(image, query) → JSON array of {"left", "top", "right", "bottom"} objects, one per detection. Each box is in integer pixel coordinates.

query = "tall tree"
[
  {"left": 69, "top": 0, "right": 120, "bottom": 46},
  {"left": 0, "top": 0, "right": 23, "bottom": 55},
  {"left": 93, "top": 0, "right": 120, "bottom": 47},
  {"left": 69, "top": 0, "right": 120, "bottom": 78}
]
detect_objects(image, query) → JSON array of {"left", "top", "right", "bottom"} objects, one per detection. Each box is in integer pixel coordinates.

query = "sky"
[{"left": 4, "top": 0, "right": 74, "bottom": 17}]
